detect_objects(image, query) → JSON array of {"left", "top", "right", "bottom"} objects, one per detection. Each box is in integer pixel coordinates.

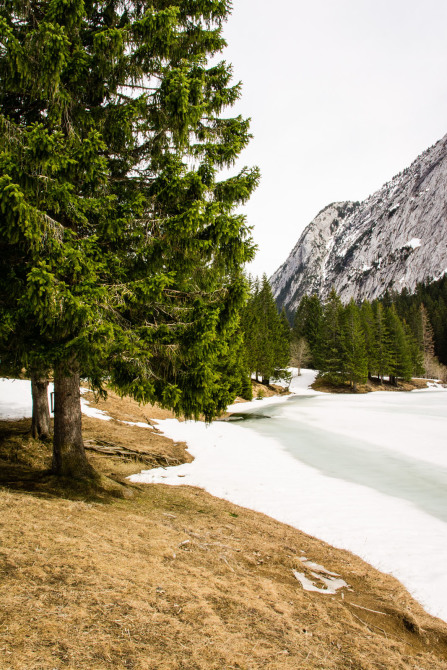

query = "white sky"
[{"left": 219, "top": 0, "right": 447, "bottom": 278}]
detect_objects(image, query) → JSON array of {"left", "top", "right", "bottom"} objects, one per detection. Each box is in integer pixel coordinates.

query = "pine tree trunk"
[
  {"left": 52, "top": 366, "right": 95, "bottom": 479},
  {"left": 31, "top": 375, "right": 51, "bottom": 440},
  {"left": 262, "top": 376, "right": 269, "bottom": 385}
]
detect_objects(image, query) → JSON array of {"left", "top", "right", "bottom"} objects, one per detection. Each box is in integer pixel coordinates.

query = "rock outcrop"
[{"left": 271, "top": 134, "right": 447, "bottom": 315}]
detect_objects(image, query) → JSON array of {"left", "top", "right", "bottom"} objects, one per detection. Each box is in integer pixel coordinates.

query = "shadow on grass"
[{"left": 0, "top": 419, "right": 136, "bottom": 502}]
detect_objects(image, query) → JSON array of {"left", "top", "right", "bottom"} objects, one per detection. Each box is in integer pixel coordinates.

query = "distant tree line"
[
  {"left": 228, "top": 274, "right": 447, "bottom": 400},
  {"left": 237, "top": 272, "right": 447, "bottom": 396},
  {"left": 379, "top": 275, "right": 447, "bottom": 366},
  {"left": 293, "top": 291, "right": 421, "bottom": 389},
  {"left": 292, "top": 286, "right": 446, "bottom": 388}
]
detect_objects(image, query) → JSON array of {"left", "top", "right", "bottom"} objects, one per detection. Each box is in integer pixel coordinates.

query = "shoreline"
[{"left": 129, "top": 374, "right": 447, "bottom": 625}]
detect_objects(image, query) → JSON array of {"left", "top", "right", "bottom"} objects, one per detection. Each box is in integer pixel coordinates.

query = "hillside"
[
  {"left": 1, "top": 390, "right": 447, "bottom": 669},
  {"left": 271, "top": 134, "right": 447, "bottom": 316}
]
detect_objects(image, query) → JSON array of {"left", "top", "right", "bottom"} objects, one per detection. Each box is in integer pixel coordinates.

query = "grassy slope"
[{"left": 1, "top": 392, "right": 447, "bottom": 670}]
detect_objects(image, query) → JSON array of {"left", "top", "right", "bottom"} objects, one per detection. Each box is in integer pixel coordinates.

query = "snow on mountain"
[{"left": 271, "top": 134, "right": 447, "bottom": 314}]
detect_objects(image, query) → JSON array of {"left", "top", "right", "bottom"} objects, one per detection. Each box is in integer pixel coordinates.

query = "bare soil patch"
[{"left": 1, "top": 394, "right": 447, "bottom": 669}]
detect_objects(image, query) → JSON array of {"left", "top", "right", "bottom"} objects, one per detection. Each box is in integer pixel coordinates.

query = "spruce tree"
[
  {"left": 342, "top": 299, "right": 368, "bottom": 391},
  {"left": 256, "top": 275, "right": 281, "bottom": 384},
  {"left": 404, "top": 321, "right": 424, "bottom": 379},
  {"left": 385, "top": 306, "right": 413, "bottom": 383},
  {"left": 420, "top": 303, "right": 435, "bottom": 373},
  {"left": 240, "top": 276, "right": 261, "bottom": 380},
  {"left": 373, "top": 302, "right": 392, "bottom": 383},
  {"left": 319, "top": 289, "right": 345, "bottom": 383},
  {"left": 360, "top": 300, "right": 377, "bottom": 379},
  {"left": 292, "top": 294, "right": 323, "bottom": 368},
  {"left": 0, "top": 1, "right": 259, "bottom": 478},
  {"left": 275, "top": 307, "right": 292, "bottom": 380}
]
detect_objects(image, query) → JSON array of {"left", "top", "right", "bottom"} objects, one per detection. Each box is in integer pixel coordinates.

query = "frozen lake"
[
  {"left": 130, "top": 371, "right": 447, "bottom": 623},
  {"left": 231, "top": 388, "right": 447, "bottom": 525}
]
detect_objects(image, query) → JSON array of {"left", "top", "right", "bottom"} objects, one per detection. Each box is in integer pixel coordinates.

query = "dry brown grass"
[
  {"left": 1, "top": 392, "right": 447, "bottom": 669},
  {"left": 311, "top": 377, "right": 431, "bottom": 394},
  {"left": 251, "top": 381, "right": 290, "bottom": 399},
  {"left": 79, "top": 389, "right": 192, "bottom": 480}
]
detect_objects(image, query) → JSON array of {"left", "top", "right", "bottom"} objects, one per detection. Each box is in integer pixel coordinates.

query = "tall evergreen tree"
[
  {"left": 403, "top": 320, "right": 424, "bottom": 379},
  {"left": 421, "top": 304, "right": 435, "bottom": 361},
  {"left": 255, "top": 276, "right": 289, "bottom": 384},
  {"left": 0, "top": 0, "right": 259, "bottom": 478},
  {"left": 239, "top": 276, "right": 261, "bottom": 379},
  {"left": 342, "top": 299, "right": 368, "bottom": 391},
  {"left": 360, "top": 300, "right": 377, "bottom": 379},
  {"left": 292, "top": 294, "right": 323, "bottom": 368},
  {"left": 385, "top": 306, "right": 413, "bottom": 383},
  {"left": 319, "top": 289, "right": 344, "bottom": 383},
  {"left": 276, "top": 307, "right": 292, "bottom": 376},
  {"left": 373, "top": 302, "right": 392, "bottom": 383}
]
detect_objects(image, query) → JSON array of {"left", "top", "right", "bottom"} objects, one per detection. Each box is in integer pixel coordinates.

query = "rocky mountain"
[{"left": 270, "top": 134, "right": 447, "bottom": 316}]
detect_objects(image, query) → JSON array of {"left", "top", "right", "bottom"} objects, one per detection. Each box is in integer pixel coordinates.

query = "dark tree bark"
[
  {"left": 52, "top": 366, "right": 95, "bottom": 478},
  {"left": 31, "top": 375, "right": 51, "bottom": 440}
]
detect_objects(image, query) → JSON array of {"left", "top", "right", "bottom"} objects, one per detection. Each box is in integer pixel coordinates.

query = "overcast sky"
[{"left": 219, "top": 0, "right": 447, "bottom": 278}]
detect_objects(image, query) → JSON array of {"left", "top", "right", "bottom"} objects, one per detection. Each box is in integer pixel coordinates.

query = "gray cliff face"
[{"left": 271, "top": 134, "right": 447, "bottom": 315}]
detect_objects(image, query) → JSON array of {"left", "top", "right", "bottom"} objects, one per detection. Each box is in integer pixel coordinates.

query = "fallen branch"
[{"left": 83, "top": 440, "right": 182, "bottom": 467}]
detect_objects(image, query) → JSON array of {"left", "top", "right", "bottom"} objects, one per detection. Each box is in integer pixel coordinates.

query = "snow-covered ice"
[{"left": 130, "top": 370, "right": 447, "bottom": 623}]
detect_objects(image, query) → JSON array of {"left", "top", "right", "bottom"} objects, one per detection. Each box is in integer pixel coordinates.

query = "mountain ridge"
[{"left": 271, "top": 134, "right": 447, "bottom": 316}]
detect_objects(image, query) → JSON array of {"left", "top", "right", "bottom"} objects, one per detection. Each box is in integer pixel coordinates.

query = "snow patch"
[
  {"left": 293, "top": 569, "right": 348, "bottom": 595},
  {"left": 299, "top": 557, "right": 340, "bottom": 576},
  {"left": 433, "top": 268, "right": 447, "bottom": 282},
  {"left": 120, "top": 420, "right": 153, "bottom": 429},
  {"left": 404, "top": 238, "right": 421, "bottom": 250},
  {"left": 80, "top": 398, "right": 112, "bottom": 421}
]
